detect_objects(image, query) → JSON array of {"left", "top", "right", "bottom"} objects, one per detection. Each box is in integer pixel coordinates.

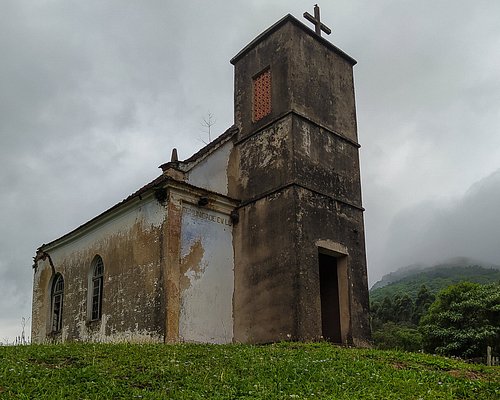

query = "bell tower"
[{"left": 229, "top": 12, "right": 370, "bottom": 346}]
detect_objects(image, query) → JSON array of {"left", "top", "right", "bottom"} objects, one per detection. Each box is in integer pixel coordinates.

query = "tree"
[
  {"left": 412, "top": 284, "right": 435, "bottom": 324},
  {"left": 419, "top": 282, "right": 500, "bottom": 358},
  {"left": 379, "top": 296, "right": 394, "bottom": 322},
  {"left": 393, "top": 293, "right": 414, "bottom": 323},
  {"left": 370, "top": 296, "right": 394, "bottom": 331},
  {"left": 372, "top": 322, "right": 422, "bottom": 352}
]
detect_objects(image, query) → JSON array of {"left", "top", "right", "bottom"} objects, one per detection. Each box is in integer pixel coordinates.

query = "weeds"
[{"left": 0, "top": 342, "right": 498, "bottom": 399}]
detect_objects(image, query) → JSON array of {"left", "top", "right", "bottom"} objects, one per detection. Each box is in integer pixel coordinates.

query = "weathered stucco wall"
[
  {"left": 232, "top": 19, "right": 357, "bottom": 143},
  {"left": 32, "top": 180, "right": 238, "bottom": 345},
  {"left": 294, "top": 187, "right": 370, "bottom": 346},
  {"left": 292, "top": 115, "right": 362, "bottom": 205},
  {"left": 232, "top": 115, "right": 293, "bottom": 200},
  {"left": 179, "top": 204, "right": 234, "bottom": 343},
  {"left": 32, "top": 195, "right": 166, "bottom": 343},
  {"left": 233, "top": 187, "right": 299, "bottom": 343},
  {"left": 187, "top": 140, "right": 233, "bottom": 196},
  {"left": 287, "top": 23, "right": 358, "bottom": 142},
  {"left": 230, "top": 16, "right": 370, "bottom": 345},
  {"left": 32, "top": 14, "right": 370, "bottom": 347}
]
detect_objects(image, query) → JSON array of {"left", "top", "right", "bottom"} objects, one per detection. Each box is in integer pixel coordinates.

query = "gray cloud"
[
  {"left": 1, "top": 0, "right": 500, "bottom": 339},
  {"left": 382, "top": 169, "right": 500, "bottom": 273}
]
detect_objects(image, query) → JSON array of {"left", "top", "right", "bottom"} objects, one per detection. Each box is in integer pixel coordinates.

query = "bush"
[
  {"left": 419, "top": 282, "right": 500, "bottom": 358},
  {"left": 372, "top": 322, "right": 422, "bottom": 352}
]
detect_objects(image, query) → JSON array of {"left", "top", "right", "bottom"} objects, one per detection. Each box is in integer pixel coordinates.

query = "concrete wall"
[
  {"left": 32, "top": 195, "right": 166, "bottom": 343},
  {"left": 230, "top": 16, "right": 370, "bottom": 345},
  {"left": 287, "top": 23, "right": 358, "bottom": 142},
  {"left": 293, "top": 115, "right": 362, "bottom": 205},
  {"left": 179, "top": 204, "right": 234, "bottom": 343},
  {"left": 32, "top": 15, "right": 370, "bottom": 346},
  {"left": 233, "top": 187, "right": 299, "bottom": 343},
  {"left": 230, "top": 115, "right": 293, "bottom": 200},
  {"left": 232, "top": 19, "right": 357, "bottom": 143},
  {"left": 294, "top": 187, "right": 370, "bottom": 346}
]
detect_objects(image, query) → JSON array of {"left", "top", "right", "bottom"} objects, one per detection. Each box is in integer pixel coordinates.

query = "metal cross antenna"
[{"left": 303, "top": 4, "right": 331, "bottom": 36}]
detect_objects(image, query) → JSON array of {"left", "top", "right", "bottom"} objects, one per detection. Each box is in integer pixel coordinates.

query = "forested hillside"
[
  {"left": 370, "top": 262, "right": 500, "bottom": 303},
  {"left": 369, "top": 261, "right": 500, "bottom": 357}
]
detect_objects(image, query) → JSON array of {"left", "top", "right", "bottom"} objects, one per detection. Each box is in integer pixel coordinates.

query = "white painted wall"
[
  {"left": 186, "top": 141, "right": 232, "bottom": 195},
  {"left": 179, "top": 204, "right": 234, "bottom": 343}
]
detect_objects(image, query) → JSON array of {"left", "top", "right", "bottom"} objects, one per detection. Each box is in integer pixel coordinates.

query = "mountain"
[
  {"left": 371, "top": 263, "right": 427, "bottom": 291},
  {"left": 370, "top": 258, "right": 500, "bottom": 304}
]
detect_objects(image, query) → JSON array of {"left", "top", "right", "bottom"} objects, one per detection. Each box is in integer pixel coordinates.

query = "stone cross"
[{"left": 303, "top": 5, "right": 331, "bottom": 36}]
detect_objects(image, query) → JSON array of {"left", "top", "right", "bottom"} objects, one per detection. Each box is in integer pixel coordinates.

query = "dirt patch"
[
  {"left": 448, "top": 370, "right": 486, "bottom": 381},
  {"left": 29, "top": 356, "right": 80, "bottom": 369},
  {"left": 392, "top": 362, "right": 408, "bottom": 370}
]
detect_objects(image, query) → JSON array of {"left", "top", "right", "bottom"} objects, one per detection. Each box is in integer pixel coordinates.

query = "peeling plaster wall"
[
  {"left": 230, "top": 17, "right": 370, "bottom": 344},
  {"left": 187, "top": 141, "right": 233, "bottom": 196},
  {"left": 233, "top": 21, "right": 357, "bottom": 143},
  {"left": 233, "top": 188, "right": 299, "bottom": 343},
  {"left": 178, "top": 204, "right": 234, "bottom": 343},
  {"left": 294, "top": 187, "right": 370, "bottom": 346},
  {"left": 31, "top": 263, "right": 53, "bottom": 341},
  {"left": 234, "top": 116, "right": 293, "bottom": 200},
  {"left": 32, "top": 196, "right": 166, "bottom": 343},
  {"left": 32, "top": 15, "right": 370, "bottom": 347}
]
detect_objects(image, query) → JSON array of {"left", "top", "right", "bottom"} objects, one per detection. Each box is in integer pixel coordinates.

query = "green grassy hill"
[
  {"left": 1, "top": 342, "right": 499, "bottom": 399},
  {"left": 370, "top": 261, "right": 500, "bottom": 304}
]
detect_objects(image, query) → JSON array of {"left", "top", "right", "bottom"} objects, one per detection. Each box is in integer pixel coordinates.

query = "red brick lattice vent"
[{"left": 253, "top": 69, "right": 271, "bottom": 122}]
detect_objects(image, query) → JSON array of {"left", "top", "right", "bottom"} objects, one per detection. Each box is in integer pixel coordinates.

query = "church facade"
[{"left": 32, "top": 13, "right": 371, "bottom": 346}]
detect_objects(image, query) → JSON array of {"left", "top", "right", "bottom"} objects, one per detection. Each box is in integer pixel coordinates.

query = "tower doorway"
[{"left": 318, "top": 252, "right": 343, "bottom": 343}]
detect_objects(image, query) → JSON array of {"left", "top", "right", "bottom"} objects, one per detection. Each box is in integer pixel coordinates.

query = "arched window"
[
  {"left": 89, "top": 255, "right": 104, "bottom": 321},
  {"left": 51, "top": 274, "right": 64, "bottom": 333}
]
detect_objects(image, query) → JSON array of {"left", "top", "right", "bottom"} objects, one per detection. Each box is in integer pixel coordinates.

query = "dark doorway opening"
[{"left": 319, "top": 253, "right": 342, "bottom": 343}]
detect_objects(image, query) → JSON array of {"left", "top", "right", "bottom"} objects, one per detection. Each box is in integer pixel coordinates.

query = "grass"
[{"left": 0, "top": 342, "right": 498, "bottom": 399}]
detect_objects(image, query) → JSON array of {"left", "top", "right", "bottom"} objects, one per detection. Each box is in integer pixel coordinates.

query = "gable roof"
[
  {"left": 38, "top": 126, "right": 239, "bottom": 253},
  {"left": 159, "top": 125, "right": 238, "bottom": 173}
]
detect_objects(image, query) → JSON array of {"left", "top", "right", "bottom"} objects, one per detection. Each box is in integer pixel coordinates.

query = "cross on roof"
[{"left": 303, "top": 4, "right": 331, "bottom": 36}]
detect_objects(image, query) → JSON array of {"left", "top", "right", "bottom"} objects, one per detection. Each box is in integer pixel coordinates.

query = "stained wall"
[
  {"left": 32, "top": 181, "right": 238, "bottom": 344},
  {"left": 230, "top": 15, "right": 371, "bottom": 345},
  {"left": 179, "top": 204, "right": 234, "bottom": 343},
  {"left": 32, "top": 195, "right": 166, "bottom": 343}
]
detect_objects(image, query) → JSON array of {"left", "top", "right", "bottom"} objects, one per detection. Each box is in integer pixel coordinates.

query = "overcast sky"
[{"left": 1, "top": 0, "right": 499, "bottom": 341}]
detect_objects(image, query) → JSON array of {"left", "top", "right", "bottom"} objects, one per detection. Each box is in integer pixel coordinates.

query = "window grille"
[
  {"left": 91, "top": 256, "right": 104, "bottom": 321},
  {"left": 253, "top": 68, "right": 271, "bottom": 122},
  {"left": 51, "top": 274, "right": 64, "bottom": 332}
]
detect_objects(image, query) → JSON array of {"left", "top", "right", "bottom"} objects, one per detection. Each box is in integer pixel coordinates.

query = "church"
[{"left": 32, "top": 9, "right": 371, "bottom": 346}]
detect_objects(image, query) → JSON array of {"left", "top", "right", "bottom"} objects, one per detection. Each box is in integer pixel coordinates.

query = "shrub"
[
  {"left": 372, "top": 322, "right": 422, "bottom": 352},
  {"left": 419, "top": 282, "right": 500, "bottom": 358}
]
